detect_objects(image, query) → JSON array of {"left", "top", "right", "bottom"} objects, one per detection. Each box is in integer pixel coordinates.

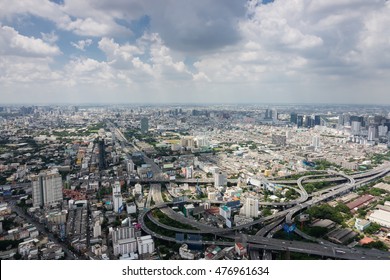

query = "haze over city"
[{"left": 1, "top": 0, "right": 390, "bottom": 104}]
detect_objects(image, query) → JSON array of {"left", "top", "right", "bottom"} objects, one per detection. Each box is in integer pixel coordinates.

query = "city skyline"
[{"left": 1, "top": 0, "right": 390, "bottom": 104}]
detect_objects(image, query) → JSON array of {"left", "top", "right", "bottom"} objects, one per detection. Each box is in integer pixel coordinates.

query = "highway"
[
  {"left": 112, "top": 120, "right": 390, "bottom": 260},
  {"left": 246, "top": 234, "right": 390, "bottom": 260},
  {"left": 138, "top": 164, "right": 390, "bottom": 260}
]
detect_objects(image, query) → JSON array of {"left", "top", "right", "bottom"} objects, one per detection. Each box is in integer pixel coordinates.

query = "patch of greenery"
[
  {"left": 363, "top": 222, "right": 381, "bottom": 235},
  {"left": 306, "top": 204, "right": 344, "bottom": 224},
  {"left": 362, "top": 240, "right": 388, "bottom": 251},
  {"left": 152, "top": 209, "right": 198, "bottom": 230}
]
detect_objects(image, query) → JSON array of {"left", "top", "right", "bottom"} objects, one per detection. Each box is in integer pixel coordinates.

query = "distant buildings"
[{"left": 32, "top": 169, "right": 63, "bottom": 208}]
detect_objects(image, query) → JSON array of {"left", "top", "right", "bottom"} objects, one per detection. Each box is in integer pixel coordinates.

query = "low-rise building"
[
  {"left": 355, "top": 219, "right": 371, "bottom": 231},
  {"left": 368, "top": 209, "right": 390, "bottom": 228}
]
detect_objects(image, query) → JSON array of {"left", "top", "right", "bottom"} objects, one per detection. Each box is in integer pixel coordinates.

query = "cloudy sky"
[{"left": 1, "top": 0, "right": 390, "bottom": 104}]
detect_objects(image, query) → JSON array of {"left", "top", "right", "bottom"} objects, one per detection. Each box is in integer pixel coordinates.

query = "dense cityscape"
[{"left": 1, "top": 104, "right": 390, "bottom": 260}]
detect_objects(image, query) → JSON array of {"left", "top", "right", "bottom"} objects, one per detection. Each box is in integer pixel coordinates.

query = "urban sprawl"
[{"left": 1, "top": 104, "right": 390, "bottom": 260}]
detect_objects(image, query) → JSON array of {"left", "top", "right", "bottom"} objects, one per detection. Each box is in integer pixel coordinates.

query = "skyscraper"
[
  {"left": 368, "top": 126, "right": 376, "bottom": 141},
  {"left": 243, "top": 197, "right": 259, "bottom": 218},
  {"left": 32, "top": 169, "right": 63, "bottom": 208},
  {"left": 140, "top": 117, "right": 149, "bottom": 134},
  {"left": 378, "top": 125, "right": 388, "bottom": 137},
  {"left": 214, "top": 172, "right": 227, "bottom": 187},
  {"left": 113, "top": 181, "right": 123, "bottom": 213},
  {"left": 290, "top": 112, "right": 297, "bottom": 124},
  {"left": 314, "top": 115, "right": 321, "bottom": 126},
  {"left": 312, "top": 136, "right": 320, "bottom": 150},
  {"left": 351, "top": 121, "right": 361, "bottom": 135},
  {"left": 297, "top": 115, "right": 304, "bottom": 128}
]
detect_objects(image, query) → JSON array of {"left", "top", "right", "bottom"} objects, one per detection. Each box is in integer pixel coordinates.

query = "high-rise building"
[
  {"left": 186, "top": 166, "right": 193, "bottom": 179},
  {"left": 126, "top": 159, "right": 135, "bottom": 173},
  {"left": 243, "top": 197, "right": 259, "bottom": 218},
  {"left": 32, "top": 169, "right": 63, "bottom": 208},
  {"left": 272, "top": 108, "right": 278, "bottom": 122},
  {"left": 368, "top": 126, "right": 376, "bottom": 141},
  {"left": 140, "top": 117, "right": 149, "bottom": 134},
  {"left": 134, "top": 183, "right": 142, "bottom": 194},
  {"left": 297, "top": 115, "right": 304, "bottom": 128},
  {"left": 314, "top": 115, "right": 321, "bottom": 126},
  {"left": 181, "top": 136, "right": 195, "bottom": 148},
  {"left": 112, "top": 227, "right": 137, "bottom": 256},
  {"left": 350, "top": 116, "right": 365, "bottom": 127},
  {"left": 338, "top": 114, "right": 344, "bottom": 126},
  {"left": 290, "top": 113, "right": 297, "bottom": 124},
  {"left": 304, "top": 115, "right": 313, "bottom": 128},
  {"left": 219, "top": 206, "right": 231, "bottom": 219},
  {"left": 351, "top": 121, "right": 361, "bottom": 135},
  {"left": 112, "top": 181, "right": 123, "bottom": 213},
  {"left": 312, "top": 136, "right": 320, "bottom": 150},
  {"left": 214, "top": 172, "right": 227, "bottom": 187},
  {"left": 93, "top": 221, "right": 101, "bottom": 238},
  {"left": 137, "top": 235, "right": 155, "bottom": 255},
  {"left": 378, "top": 125, "right": 388, "bottom": 137}
]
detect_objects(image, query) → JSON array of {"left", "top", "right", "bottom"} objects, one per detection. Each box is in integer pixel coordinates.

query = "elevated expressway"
[{"left": 140, "top": 165, "right": 390, "bottom": 259}]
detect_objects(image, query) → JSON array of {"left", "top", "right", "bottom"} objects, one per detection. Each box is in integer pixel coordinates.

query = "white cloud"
[
  {"left": 1, "top": 0, "right": 390, "bottom": 104},
  {"left": 0, "top": 25, "right": 60, "bottom": 57},
  {"left": 0, "top": 56, "right": 61, "bottom": 84},
  {"left": 41, "top": 31, "right": 58, "bottom": 44},
  {"left": 71, "top": 39, "right": 93, "bottom": 51}
]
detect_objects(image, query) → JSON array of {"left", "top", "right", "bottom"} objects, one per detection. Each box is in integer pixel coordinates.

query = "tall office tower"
[
  {"left": 304, "top": 115, "right": 312, "bottom": 128},
  {"left": 112, "top": 181, "right": 123, "bottom": 213},
  {"left": 214, "top": 172, "right": 227, "bottom": 187},
  {"left": 290, "top": 112, "right": 298, "bottom": 124},
  {"left": 297, "top": 115, "right": 304, "bottom": 128},
  {"left": 378, "top": 125, "right": 388, "bottom": 137},
  {"left": 351, "top": 121, "right": 362, "bottom": 135},
  {"left": 264, "top": 109, "right": 271, "bottom": 119},
  {"left": 140, "top": 117, "right": 149, "bottom": 134},
  {"left": 32, "top": 169, "right": 63, "bottom": 208},
  {"left": 243, "top": 197, "right": 259, "bottom": 218},
  {"left": 338, "top": 114, "right": 344, "bottom": 126},
  {"left": 312, "top": 136, "right": 320, "bottom": 150},
  {"left": 368, "top": 126, "right": 377, "bottom": 141},
  {"left": 314, "top": 115, "right": 321, "bottom": 126},
  {"left": 272, "top": 108, "right": 278, "bottom": 122},
  {"left": 350, "top": 116, "right": 365, "bottom": 127}
]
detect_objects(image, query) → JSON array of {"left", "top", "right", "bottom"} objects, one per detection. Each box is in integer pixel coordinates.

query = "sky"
[{"left": 1, "top": 0, "right": 390, "bottom": 105}]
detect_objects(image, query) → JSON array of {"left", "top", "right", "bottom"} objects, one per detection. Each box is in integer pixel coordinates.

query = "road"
[
  {"left": 10, "top": 202, "right": 76, "bottom": 260},
  {"left": 139, "top": 164, "right": 390, "bottom": 260}
]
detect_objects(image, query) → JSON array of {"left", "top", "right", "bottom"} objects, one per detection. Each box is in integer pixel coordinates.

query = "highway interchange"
[
  {"left": 137, "top": 164, "right": 390, "bottom": 260},
  {"left": 110, "top": 122, "right": 390, "bottom": 260}
]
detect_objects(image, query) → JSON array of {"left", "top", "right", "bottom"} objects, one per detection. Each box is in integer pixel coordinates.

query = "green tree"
[{"left": 363, "top": 223, "right": 381, "bottom": 234}]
